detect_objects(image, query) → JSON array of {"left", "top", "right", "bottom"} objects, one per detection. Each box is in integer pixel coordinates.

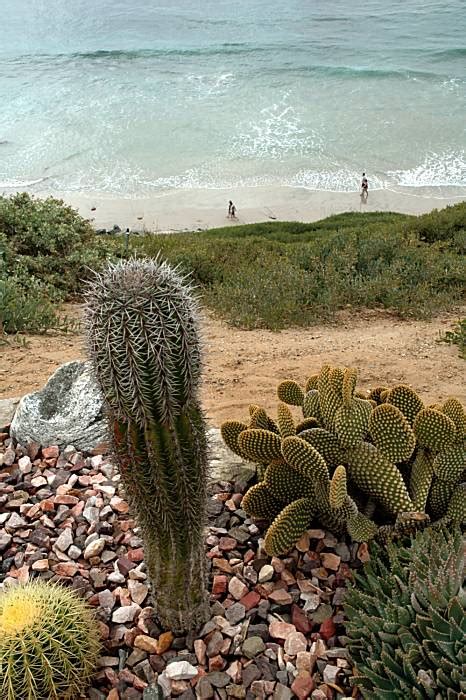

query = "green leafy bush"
[
  {"left": 343, "top": 527, "right": 466, "bottom": 699},
  {"left": 439, "top": 317, "right": 466, "bottom": 359},
  {"left": 0, "top": 193, "right": 109, "bottom": 334},
  {"left": 0, "top": 192, "right": 106, "bottom": 294},
  {"left": 402, "top": 201, "right": 466, "bottom": 252},
  {"left": 127, "top": 205, "right": 466, "bottom": 329}
]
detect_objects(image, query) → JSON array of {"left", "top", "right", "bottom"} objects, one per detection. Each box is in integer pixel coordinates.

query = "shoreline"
[{"left": 3, "top": 184, "right": 466, "bottom": 232}]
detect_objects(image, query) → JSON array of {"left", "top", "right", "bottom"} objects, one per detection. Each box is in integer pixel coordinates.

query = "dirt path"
[{"left": 1, "top": 306, "right": 464, "bottom": 425}]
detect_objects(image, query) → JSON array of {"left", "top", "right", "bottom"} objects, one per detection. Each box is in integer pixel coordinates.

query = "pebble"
[
  {"left": 55, "top": 527, "right": 74, "bottom": 552},
  {"left": 269, "top": 621, "right": 296, "bottom": 640},
  {"left": 228, "top": 576, "right": 248, "bottom": 600},
  {"left": 164, "top": 660, "right": 198, "bottom": 681},
  {"left": 134, "top": 635, "right": 158, "bottom": 654},
  {"left": 241, "top": 636, "right": 265, "bottom": 659},
  {"left": 111, "top": 604, "right": 140, "bottom": 624},
  {"left": 225, "top": 602, "right": 245, "bottom": 625},
  {"left": 258, "top": 564, "right": 274, "bottom": 583},
  {"left": 284, "top": 631, "right": 307, "bottom": 656},
  {"left": 84, "top": 538, "right": 106, "bottom": 559}
]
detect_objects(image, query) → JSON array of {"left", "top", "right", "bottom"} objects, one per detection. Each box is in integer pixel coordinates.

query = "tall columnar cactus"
[
  {"left": 85, "top": 258, "right": 209, "bottom": 632},
  {"left": 221, "top": 363, "right": 466, "bottom": 555},
  {"left": 0, "top": 580, "right": 100, "bottom": 700},
  {"left": 343, "top": 527, "right": 466, "bottom": 699}
]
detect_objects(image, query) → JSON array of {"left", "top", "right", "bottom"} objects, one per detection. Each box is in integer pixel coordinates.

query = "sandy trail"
[{"left": 1, "top": 306, "right": 464, "bottom": 425}]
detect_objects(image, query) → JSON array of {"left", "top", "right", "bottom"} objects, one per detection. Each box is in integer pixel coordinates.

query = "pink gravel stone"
[
  {"left": 228, "top": 576, "right": 248, "bottom": 600},
  {"left": 284, "top": 631, "right": 307, "bottom": 656},
  {"left": 269, "top": 621, "right": 296, "bottom": 640}
]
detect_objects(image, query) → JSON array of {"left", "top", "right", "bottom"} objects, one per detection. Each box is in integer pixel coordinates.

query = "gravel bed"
[{"left": 0, "top": 430, "right": 365, "bottom": 700}]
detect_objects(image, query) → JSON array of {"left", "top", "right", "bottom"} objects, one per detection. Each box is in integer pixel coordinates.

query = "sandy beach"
[{"left": 24, "top": 185, "right": 466, "bottom": 232}]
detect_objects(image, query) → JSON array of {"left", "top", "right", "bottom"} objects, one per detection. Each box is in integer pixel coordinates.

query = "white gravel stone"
[
  {"left": 111, "top": 603, "right": 140, "bottom": 624},
  {"left": 83, "top": 538, "right": 106, "bottom": 559},
  {"left": 258, "top": 564, "right": 274, "bottom": 583},
  {"left": 68, "top": 545, "right": 82, "bottom": 560},
  {"left": 18, "top": 455, "right": 32, "bottom": 473},
  {"left": 165, "top": 660, "right": 198, "bottom": 680}
]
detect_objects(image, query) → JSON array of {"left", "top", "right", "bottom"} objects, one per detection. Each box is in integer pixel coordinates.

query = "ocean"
[{"left": 0, "top": 0, "right": 465, "bottom": 197}]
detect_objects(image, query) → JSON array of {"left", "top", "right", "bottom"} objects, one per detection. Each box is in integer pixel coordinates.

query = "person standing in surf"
[{"left": 361, "top": 173, "right": 369, "bottom": 200}]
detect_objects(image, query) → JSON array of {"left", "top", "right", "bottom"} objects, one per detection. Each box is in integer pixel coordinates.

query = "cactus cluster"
[
  {"left": 0, "top": 580, "right": 100, "bottom": 700},
  {"left": 221, "top": 364, "right": 466, "bottom": 555},
  {"left": 85, "top": 258, "right": 210, "bottom": 632},
  {"left": 343, "top": 527, "right": 466, "bottom": 699}
]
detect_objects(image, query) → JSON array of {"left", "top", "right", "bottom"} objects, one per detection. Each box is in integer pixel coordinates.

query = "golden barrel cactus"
[{"left": 0, "top": 581, "right": 100, "bottom": 700}]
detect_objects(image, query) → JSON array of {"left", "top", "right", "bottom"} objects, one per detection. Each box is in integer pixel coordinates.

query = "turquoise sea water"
[{"left": 0, "top": 0, "right": 465, "bottom": 196}]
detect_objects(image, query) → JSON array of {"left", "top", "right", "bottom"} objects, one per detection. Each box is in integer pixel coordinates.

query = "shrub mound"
[
  {"left": 0, "top": 193, "right": 107, "bottom": 334},
  {"left": 130, "top": 204, "right": 465, "bottom": 330}
]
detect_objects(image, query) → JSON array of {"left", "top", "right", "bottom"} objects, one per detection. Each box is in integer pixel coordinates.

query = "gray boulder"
[
  {"left": 0, "top": 397, "right": 20, "bottom": 430},
  {"left": 208, "top": 427, "right": 256, "bottom": 485},
  {"left": 10, "top": 361, "right": 108, "bottom": 451}
]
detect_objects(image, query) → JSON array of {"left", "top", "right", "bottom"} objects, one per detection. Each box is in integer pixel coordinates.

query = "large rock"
[
  {"left": 0, "top": 397, "right": 20, "bottom": 429},
  {"left": 10, "top": 361, "right": 107, "bottom": 451},
  {"left": 9, "top": 361, "right": 256, "bottom": 485},
  {"left": 208, "top": 427, "right": 256, "bottom": 485}
]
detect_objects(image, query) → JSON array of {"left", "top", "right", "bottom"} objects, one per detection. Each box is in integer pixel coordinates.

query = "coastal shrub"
[
  {"left": 85, "top": 258, "right": 210, "bottom": 632},
  {"left": 0, "top": 580, "right": 100, "bottom": 700},
  {"left": 130, "top": 205, "right": 465, "bottom": 330},
  {"left": 403, "top": 201, "right": 466, "bottom": 252},
  {"left": 221, "top": 363, "right": 466, "bottom": 555},
  {"left": 0, "top": 275, "right": 63, "bottom": 334},
  {"left": 0, "top": 192, "right": 109, "bottom": 295},
  {"left": 343, "top": 527, "right": 466, "bottom": 699}
]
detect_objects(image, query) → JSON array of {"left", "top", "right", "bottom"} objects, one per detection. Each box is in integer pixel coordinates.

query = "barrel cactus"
[
  {"left": 343, "top": 527, "right": 466, "bottom": 699},
  {"left": 222, "top": 364, "right": 466, "bottom": 555},
  {"left": 85, "top": 258, "right": 210, "bottom": 632},
  {"left": 0, "top": 580, "right": 100, "bottom": 700}
]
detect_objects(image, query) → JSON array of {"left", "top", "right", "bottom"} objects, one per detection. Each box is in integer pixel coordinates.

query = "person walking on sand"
[
  {"left": 361, "top": 172, "right": 369, "bottom": 201},
  {"left": 227, "top": 200, "right": 237, "bottom": 219}
]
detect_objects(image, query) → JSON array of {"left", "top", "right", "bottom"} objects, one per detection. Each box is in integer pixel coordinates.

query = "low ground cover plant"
[
  {"left": 439, "top": 317, "right": 466, "bottom": 359},
  {"left": 129, "top": 204, "right": 465, "bottom": 330}
]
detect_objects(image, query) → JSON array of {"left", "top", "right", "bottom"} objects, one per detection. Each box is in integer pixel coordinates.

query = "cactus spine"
[
  {"left": 85, "top": 258, "right": 209, "bottom": 632},
  {"left": 0, "top": 581, "right": 100, "bottom": 700}
]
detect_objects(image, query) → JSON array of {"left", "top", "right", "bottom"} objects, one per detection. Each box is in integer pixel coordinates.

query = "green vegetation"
[
  {"left": 344, "top": 527, "right": 465, "bottom": 699},
  {"left": 2, "top": 194, "right": 464, "bottom": 335},
  {"left": 85, "top": 258, "right": 210, "bottom": 632},
  {"left": 222, "top": 363, "right": 466, "bottom": 556},
  {"left": 0, "top": 580, "right": 100, "bottom": 700},
  {"left": 0, "top": 192, "right": 108, "bottom": 335},
  {"left": 439, "top": 317, "right": 466, "bottom": 359},
  {"left": 128, "top": 204, "right": 465, "bottom": 330}
]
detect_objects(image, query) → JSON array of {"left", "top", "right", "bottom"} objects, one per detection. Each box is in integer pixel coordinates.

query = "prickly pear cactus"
[
  {"left": 221, "top": 364, "right": 465, "bottom": 555},
  {"left": 85, "top": 258, "right": 209, "bottom": 632}
]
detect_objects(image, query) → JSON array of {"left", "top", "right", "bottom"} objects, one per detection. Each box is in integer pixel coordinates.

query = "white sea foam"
[
  {"left": 230, "top": 97, "right": 322, "bottom": 160},
  {"left": 387, "top": 151, "right": 466, "bottom": 188}
]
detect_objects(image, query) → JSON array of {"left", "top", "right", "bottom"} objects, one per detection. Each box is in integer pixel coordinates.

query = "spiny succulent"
[
  {"left": 85, "top": 258, "right": 209, "bottom": 632},
  {"left": 0, "top": 580, "right": 100, "bottom": 700},
  {"left": 221, "top": 363, "right": 465, "bottom": 555},
  {"left": 343, "top": 527, "right": 466, "bottom": 699}
]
